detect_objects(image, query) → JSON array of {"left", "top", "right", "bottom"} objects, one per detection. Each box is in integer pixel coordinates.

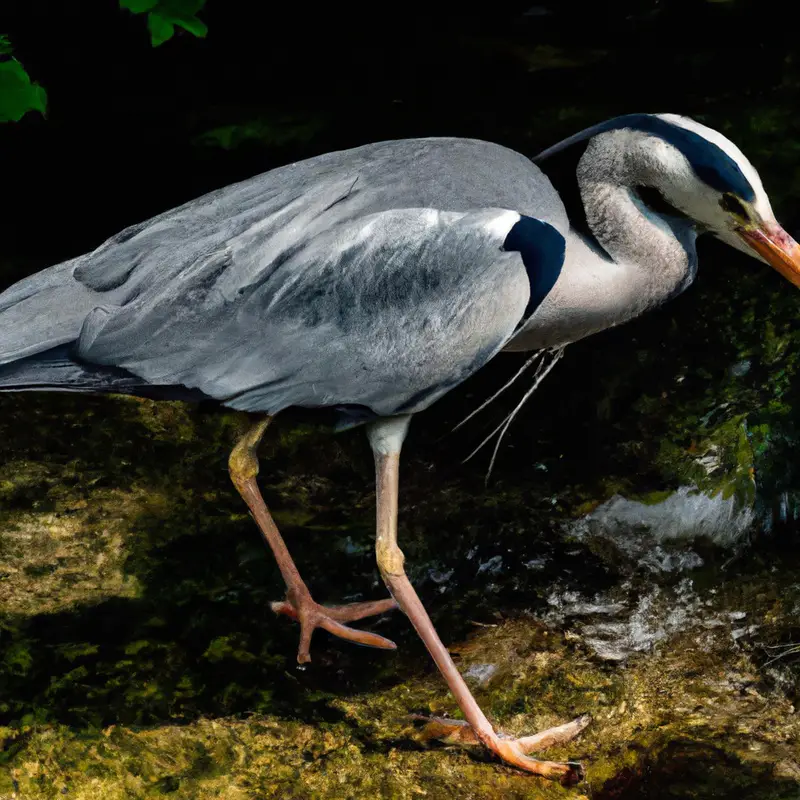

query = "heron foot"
[
  {"left": 412, "top": 712, "right": 591, "bottom": 784},
  {"left": 271, "top": 593, "right": 398, "bottom": 663}
]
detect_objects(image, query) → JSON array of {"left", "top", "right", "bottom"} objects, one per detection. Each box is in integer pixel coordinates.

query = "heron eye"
[{"left": 721, "top": 193, "right": 749, "bottom": 219}]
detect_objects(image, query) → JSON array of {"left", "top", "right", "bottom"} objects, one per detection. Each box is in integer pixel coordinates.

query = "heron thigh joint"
[
  {"left": 228, "top": 440, "right": 259, "bottom": 482},
  {"left": 228, "top": 418, "right": 271, "bottom": 482},
  {"left": 376, "top": 539, "right": 405, "bottom": 576}
]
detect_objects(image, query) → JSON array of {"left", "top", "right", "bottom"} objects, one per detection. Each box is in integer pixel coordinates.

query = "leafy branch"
[
  {"left": 0, "top": 34, "right": 47, "bottom": 123},
  {"left": 119, "top": 0, "right": 209, "bottom": 47},
  {"left": 1, "top": 2, "right": 208, "bottom": 123}
]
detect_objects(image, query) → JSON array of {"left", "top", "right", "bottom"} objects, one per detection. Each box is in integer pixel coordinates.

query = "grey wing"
[
  {"left": 73, "top": 207, "right": 550, "bottom": 421},
  {"left": 0, "top": 136, "right": 567, "bottom": 415}
]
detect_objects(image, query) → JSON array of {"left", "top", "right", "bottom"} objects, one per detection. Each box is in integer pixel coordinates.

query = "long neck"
[
  {"left": 578, "top": 133, "right": 697, "bottom": 298},
  {"left": 505, "top": 131, "right": 697, "bottom": 352}
]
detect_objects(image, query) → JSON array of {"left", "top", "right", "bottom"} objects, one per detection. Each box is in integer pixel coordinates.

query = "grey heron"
[{"left": 1, "top": 113, "right": 798, "bottom": 783}]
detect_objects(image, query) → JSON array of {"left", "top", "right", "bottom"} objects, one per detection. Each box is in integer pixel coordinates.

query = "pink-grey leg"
[
  {"left": 367, "top": 415, "right": 589, "bottom": 782},
  {"left": 229, "top": 416, "right": 398, "bottom": 664}
]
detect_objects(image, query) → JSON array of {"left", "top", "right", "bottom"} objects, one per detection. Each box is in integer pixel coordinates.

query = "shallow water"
[{"left": 3, "top": 3, "right": 800, "bottom": 798}]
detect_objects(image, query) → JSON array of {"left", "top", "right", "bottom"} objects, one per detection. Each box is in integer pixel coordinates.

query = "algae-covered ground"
[
  {"left": 3, "top": 364, "right": 800, "bottom": 799},
  {"left": 5, "top": 3, "right": 800, "bottom": 798}
]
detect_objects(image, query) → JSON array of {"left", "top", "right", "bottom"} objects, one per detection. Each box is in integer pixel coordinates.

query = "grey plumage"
[
  {"left": 0, "top": 115, "right": 785, "bottom": 429},
  {"left": 0, "top": 137, "right": 565, "bottom": 424}
]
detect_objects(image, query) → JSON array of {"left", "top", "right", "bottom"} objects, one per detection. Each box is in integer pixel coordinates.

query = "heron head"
[{"left": 636, "top": 114, "right": 800, "bottom": 288}]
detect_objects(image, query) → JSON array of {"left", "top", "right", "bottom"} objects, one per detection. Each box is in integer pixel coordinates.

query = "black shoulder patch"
[
  {"left": 609, "top": 114, "right": 755, "bottom": 201},
  {"left": 502, "top": 216, "right": 566, "bottom": 319}
]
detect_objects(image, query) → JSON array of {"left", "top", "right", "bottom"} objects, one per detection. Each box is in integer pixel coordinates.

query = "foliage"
[
  {"left": 119, "top": 0, "right": 208, "bottom": 47},
  {"left": 2, "top": 1, "right": 208, "bottom": 125},
  {"left": 0, "top": 35, "right": 46, "bottom": 123}
]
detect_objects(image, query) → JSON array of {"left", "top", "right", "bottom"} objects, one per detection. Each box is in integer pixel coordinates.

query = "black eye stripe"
[{"left": 536, "top": 114, "right": 757, "bottom": 202}]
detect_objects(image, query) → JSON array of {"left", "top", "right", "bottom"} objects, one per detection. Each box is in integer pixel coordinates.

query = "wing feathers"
[{"left": 77, "top": 207, "right": 539, "bottom": 416}]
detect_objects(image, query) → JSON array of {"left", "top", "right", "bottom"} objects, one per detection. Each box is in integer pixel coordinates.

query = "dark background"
[{"left": 2, "top": 0, "right": 796, "bottom": 266}]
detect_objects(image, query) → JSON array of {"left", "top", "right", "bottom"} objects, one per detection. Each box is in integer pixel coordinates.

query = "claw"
[
  {"left": 515, "top": 713, "right": 592, "bottom": 754},
  {"left": 493, "top": 738, "right": 584, "bottom": 784},
  {"left": 324, "top": 597, "right": 399, "bottom": 622},
  {"left": 271, "top": 595, "right": 398, "bottom": 663},
  {"left": 317, "top": 615, "right": 397, "bottom": 651},
  {"left": 411, "top": 713, "right": 590, "bottom": 782},
  {"left": 411, "top": 716, "right": 481, "bottom": 746},
  {"left": 271, "top": 597, "right": 398, "bottom": 622}
]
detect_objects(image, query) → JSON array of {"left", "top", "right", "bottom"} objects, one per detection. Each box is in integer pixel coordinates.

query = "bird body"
[
  {"left": 3, "top": 114, "right": 799, "bottom": 782},
  {"left": 0, "top": 137, "right": 566, "bottom": 425},
  {"left": 2, "top": 114, "right": 790, "bottom": 422}
]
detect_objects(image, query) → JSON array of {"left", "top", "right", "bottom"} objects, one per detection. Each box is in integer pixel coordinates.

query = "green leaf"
[
  {"left": 0, "top": 58, "right": 47, "bottom": 123},
  {"left": 174, "top": 16, "right": 208, "bottom": 38},
  {"left": 0, "top": 34, "right": 12, "bottom": 56},
  {"left": 120, "top": 0, "right": 208, "bottom": 46},
  {"left": 147, "top": 12, "right": 175, "bottom": 46}
]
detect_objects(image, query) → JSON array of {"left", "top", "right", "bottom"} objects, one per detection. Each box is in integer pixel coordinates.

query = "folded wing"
[{"left": 74, "top": 207, "right": 563, "bottom": 422}]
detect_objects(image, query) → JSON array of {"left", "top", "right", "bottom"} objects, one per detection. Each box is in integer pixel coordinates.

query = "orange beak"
[{"left": 737, "top": 223, "right": 800, "bottom": 288}]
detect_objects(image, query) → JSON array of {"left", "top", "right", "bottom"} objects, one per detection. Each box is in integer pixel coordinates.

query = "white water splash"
[
  {"left": 541, "top": 577, "right": 744, "bottom": 662},
  {"left": 568, "top": 486, "right": 754, "bottom": 563},
  {"left": 582, "top": 579, "right": 702, "bottom": 661},
  {"left": 540, "top": 487, "right": 756, "bottom": 661}
]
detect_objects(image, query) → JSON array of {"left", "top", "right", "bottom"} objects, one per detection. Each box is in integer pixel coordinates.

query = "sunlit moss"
[{"left": 3, "top": 609, "right": 800, "bottom": 798}]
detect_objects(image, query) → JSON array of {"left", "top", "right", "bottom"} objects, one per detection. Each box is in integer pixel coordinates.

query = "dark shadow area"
[
  {"left": 0, "top": 383, "right": 623, "bottom": 729},
  {"left": 595, "top": 740, "right": 799, "bottom": 800}
]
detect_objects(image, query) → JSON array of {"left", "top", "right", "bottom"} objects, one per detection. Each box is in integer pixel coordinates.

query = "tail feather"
[
  {"left": 0, "top": 259, "right": 99, "bottom": 367},
  {"left": 0, "top": 261, "right": 211, "bottom": 402},
  {"left": 0, "top": 345, "right": 140, "bottom": 393},
  {"left": 0, "top": 345, "right": 211, "bottom": 402},
  {"left": 0, "top": 260, "right": 135, "bottom": 396}
]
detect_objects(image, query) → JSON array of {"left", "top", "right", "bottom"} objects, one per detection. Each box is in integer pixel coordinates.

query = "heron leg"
[
  {"left": 367, "top": 416, "right": 588, "bottom": 784},
  {"left": 229, "top": 415, "right": 398, "bottom": 664}
]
